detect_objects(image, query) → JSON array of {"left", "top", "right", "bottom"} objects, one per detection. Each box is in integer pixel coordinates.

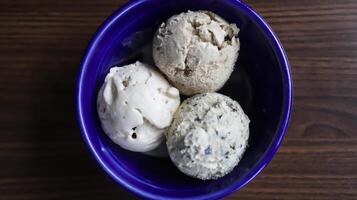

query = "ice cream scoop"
[
  {"left": 166, "top": 93, "right": 250, "bottom": 180},
  {"left": 97, "top": 61, "right": 180, "bottom": 154},
  {"left": 153, "top": 10, "right": 240, "bottom": 95}
]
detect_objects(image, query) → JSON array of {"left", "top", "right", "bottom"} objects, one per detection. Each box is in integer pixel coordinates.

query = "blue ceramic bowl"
[{"left": 76, "top": 0, "right": 292, "bottom": 199}]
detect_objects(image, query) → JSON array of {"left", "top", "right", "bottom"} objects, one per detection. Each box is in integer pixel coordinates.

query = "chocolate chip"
[
  {"left": 227, "top": 102, "right": 236, "bottom": 110},
  {"left": 185, "top": 154, "right": 192, "bottom": 160},
  {"left": 217, "top": 114, "right": 223, "bottom": 119},
  {"left": 131, "top": 132, "right": 137, "bottom": 139},
  {"left": 194, "top": 116, "right": 201, "bottom": 122},
  {"left": 184, "top": 68, "right": 192, "bottom": 76},
  {"left": 230, "top": 145, "right": 235, "bottom": 150},
  {"left": 122, "top": 80, "right": 129, "bottom": 87},
  {"left": 204, "top": 146, "right": 212, "bottom": 155}
]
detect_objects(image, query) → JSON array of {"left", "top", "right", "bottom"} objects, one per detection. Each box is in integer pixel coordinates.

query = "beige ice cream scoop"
[
  {"left": 153, "top": 10, "right": 240, "bottom": 95},
  {"left": 97, "top": 62, "right": 180, "bottom": 154}
]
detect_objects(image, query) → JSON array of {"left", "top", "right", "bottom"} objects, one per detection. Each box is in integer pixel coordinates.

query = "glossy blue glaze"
[{"left": 76, "top": 0, "right": 293, "bottom": 199}]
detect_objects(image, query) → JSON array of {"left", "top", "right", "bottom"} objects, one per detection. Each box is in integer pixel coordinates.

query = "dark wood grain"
[{"left": 1, "top": 0, "right": 356, "bottom": 199}]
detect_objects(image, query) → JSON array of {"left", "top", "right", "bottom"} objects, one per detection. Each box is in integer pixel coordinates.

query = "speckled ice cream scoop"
[
  {"left": 97, "top": 62, "right": 180, "bottom": 154},
  {"left": 153, "top": 10, "right": 240, "bottom": 95},
  {"left": 166, "top": 93, "right": 249, "bottom": 180}
]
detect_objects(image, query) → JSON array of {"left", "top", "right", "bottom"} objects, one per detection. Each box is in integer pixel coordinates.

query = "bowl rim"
[{"left": 76, "top": 0, "right": 293, "bottom": 199}]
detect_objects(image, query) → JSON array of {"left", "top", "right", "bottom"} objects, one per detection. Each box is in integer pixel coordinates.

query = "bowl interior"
[{"left": 78, "top": 0, "right": 289, "bottom": 199}]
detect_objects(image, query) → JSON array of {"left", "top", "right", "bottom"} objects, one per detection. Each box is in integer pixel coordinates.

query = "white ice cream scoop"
[
  {"left": 97, "top": 61, "right": 180, "bottom": 153},
  {"left": 153, "top": 10, "right": 240, "bottom": 95}
]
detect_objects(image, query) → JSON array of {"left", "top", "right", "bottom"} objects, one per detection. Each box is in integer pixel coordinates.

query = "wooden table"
[{"left": 1, "top": 0, "right": 356, "bottom": 199}]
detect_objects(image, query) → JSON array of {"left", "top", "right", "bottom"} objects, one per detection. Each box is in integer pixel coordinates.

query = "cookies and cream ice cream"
[
  {"left": 97, "top": 62, "right": 180, "bottom": 153},
  {"left": 166, "top": 93, "right": 250, "bottom": 180},
  {"left": 153, "top": 11, "right": 240, "bottom": 95}
]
